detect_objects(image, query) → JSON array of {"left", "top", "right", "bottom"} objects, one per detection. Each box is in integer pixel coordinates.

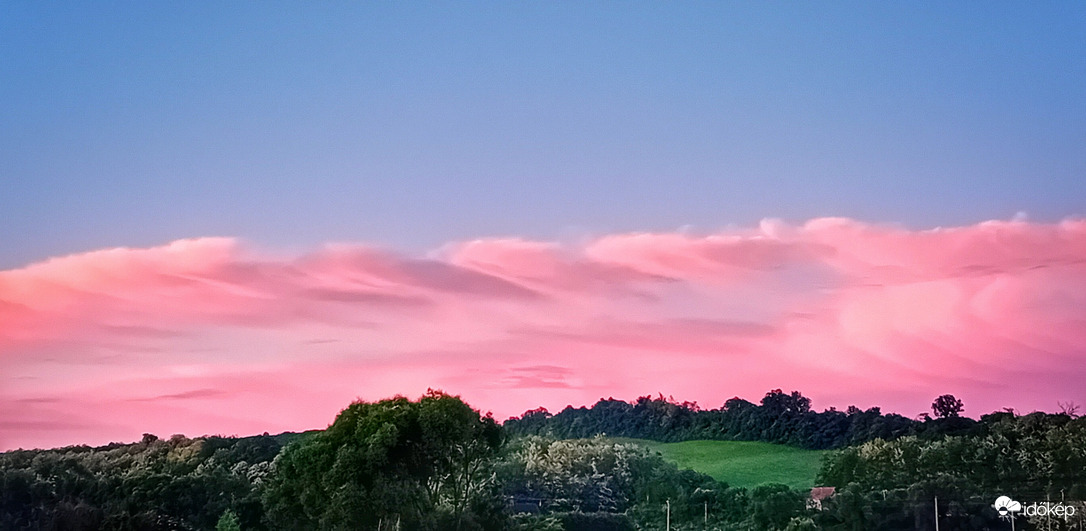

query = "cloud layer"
[{"left": 3, "top": 217, "right": 1085, "bottom": 450}]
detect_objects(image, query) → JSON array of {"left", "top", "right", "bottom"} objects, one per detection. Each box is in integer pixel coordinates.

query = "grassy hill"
[{"left": 613, "top": 438, "right": 827, "bottom": 490}]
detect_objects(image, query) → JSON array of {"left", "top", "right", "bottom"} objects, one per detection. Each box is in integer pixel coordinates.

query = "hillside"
[{"left": 614, "top": 438, "right": 827, "bottom": 490}]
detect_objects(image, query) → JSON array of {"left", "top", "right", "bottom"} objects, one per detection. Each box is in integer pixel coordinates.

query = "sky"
[{"left": 1, "top": 3, "right": 1085, "bottom": 450}]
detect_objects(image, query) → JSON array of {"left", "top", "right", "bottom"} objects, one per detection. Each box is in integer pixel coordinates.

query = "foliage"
[
  {"left": 0, "top": 432, "right": 285, "bottom": 530},
  {"left": 505, "top": 389, "right": 927, "bottom": 450},
  {"left": 509, "top": 513, "right": 564, "bottom": 530},
  {"left": 816, "top": 412, "right": 1086, "bottom": 529},
  {"left": 496, "top": 435, "right": 797, "bottom": 529},
  {"left": 749, "top": 484, "right": 807, "bottom": 530},
  {"left": 5, "top": 390, "right": 1082, "bottom": 530},
  {"left": 499, "top": 436, "right": 660, "bottom": 513},
  {"left": 261, "top": 390, "right": 504, "bottom": 530},
  {"left": 217, "top": 509, "right": 242, "bottom": 531},
  {"left": 931, "top": 394, "right": 964, "bottom": 419}
]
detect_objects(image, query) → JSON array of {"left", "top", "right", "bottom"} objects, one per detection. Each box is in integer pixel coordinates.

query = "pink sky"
[{"left": 2, "top": 216, "right": 1085, "bottom": 450}]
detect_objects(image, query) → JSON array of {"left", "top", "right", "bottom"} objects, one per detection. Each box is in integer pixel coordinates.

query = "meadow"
[{"left": 614, "top": 438, "right": 827, "bottom": 490}]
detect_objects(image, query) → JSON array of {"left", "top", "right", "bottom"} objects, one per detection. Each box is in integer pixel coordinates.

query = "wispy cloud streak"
[{"left": 2, "top": 218, "right": 1085, "bottom": 450}]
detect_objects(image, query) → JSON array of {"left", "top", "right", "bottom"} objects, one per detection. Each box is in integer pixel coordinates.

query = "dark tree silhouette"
[{"left": 931, "top": 394, "right": 964, "bottom": 418}]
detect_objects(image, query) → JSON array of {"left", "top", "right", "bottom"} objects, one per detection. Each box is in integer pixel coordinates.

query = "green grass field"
[{"left": 614, "top": 438, "right": 827, "bottom": 490}]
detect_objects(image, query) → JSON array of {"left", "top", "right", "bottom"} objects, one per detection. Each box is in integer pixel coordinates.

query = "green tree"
[
  {"left": 262, "top": 391, "right": 504, "bottom": 530},
  {"left": 216, "top": 509, "right": 242, "bottom": 531},
  {"left": 747, "top": 484, "right": 806, "bottom": 530}
]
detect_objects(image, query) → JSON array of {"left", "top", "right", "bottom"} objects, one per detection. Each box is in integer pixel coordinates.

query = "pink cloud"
[{"left": 2, "top": 217, "right": 1085, "bottom": 450}]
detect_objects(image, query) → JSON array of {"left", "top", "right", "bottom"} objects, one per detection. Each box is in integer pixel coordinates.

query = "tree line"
[
  {"left": 2, "top": 389, "right": 1083, "bottom": 530},
  {"left": 0, "top": 430, "right": 287, "bottom": 530},
  {"left": 814, "top": 410, "right": 1086, "bottom": 529},
  {"left": 0, "top": 390, "right": 813, "bottom": 530},
  {"left": 504, "top": 390, "right": 980, "bottom": 450}
]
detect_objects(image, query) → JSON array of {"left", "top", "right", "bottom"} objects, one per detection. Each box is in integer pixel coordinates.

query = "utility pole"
[
  {"left": 666, "top": 499, "right": 671, "bottom": 531},
  {"left": 934, "top": 496, "right": 940, "bottom": 531},
  {"left": 704, "top": 500, "right": 708, "bottom": 525}
]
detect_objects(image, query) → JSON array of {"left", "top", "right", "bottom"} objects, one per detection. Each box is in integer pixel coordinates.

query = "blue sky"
[
  {"left": 4, "top": 3, "right": 1086, "bottom": 449},
  {"left": 2, "top": 2, "right": 1084, "bottom": 268}
]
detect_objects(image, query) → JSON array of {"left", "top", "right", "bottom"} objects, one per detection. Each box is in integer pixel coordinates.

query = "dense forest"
[
  {"left": 2, "top": 389, "right": 1084, "bottom": 530},
  {"left": 504, "top": 390, "right": 979, "bottom": 450},
  {"left": 816, "top": 411, "right": 1086, "bottom": 529}
]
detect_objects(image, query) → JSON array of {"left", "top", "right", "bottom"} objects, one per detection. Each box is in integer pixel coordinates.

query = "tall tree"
[
  {"left": 262, "top": 391, "right": 504, "bottom": 530},
  {"left": 931, "top": 394, "right": 964, "bottom": 419}
]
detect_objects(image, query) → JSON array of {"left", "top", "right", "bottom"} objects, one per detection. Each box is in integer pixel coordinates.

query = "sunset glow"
[
  {"left": 4, "top": 217, "right": 1084, "bottom": 450},
  {"left": 3, "top": 2, "right": 1084, "bottom": 466}
]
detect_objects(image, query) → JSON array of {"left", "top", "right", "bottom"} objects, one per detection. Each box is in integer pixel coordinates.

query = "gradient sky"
[{"left": 2, "top": 3, "right": 1085, "bottom": 450}]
